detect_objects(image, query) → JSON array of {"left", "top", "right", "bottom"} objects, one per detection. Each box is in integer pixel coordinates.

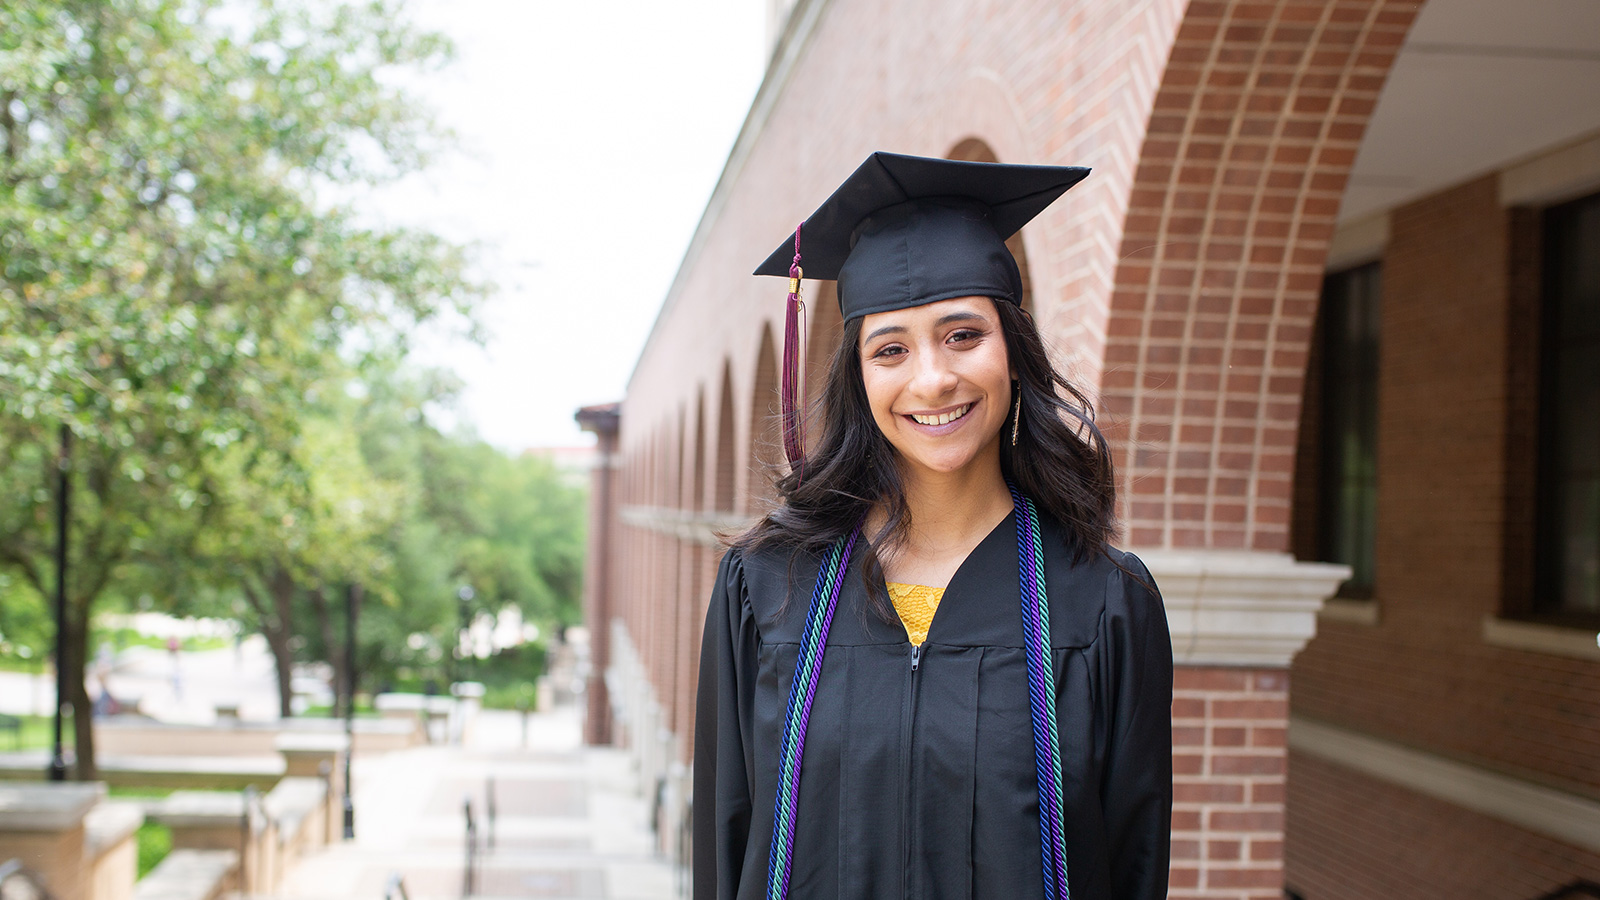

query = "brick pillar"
[
  {"left": 576, "top": 403, "right": 620, "bottom": 745},
  {"left": 1142, "top": 550, "right": 1346, "bottom": 899},
  {"left": 1171, "top": 667, "right": 1289, "bottom": 898}
]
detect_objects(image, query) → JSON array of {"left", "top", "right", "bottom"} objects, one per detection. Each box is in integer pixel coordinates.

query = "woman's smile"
[{"left": 907, "top": 401, "right": 974, "bottom": 428}]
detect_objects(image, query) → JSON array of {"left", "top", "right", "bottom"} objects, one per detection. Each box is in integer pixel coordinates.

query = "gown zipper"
[{"left": 900, "top": 642, "right": 924, "bottom": 900}]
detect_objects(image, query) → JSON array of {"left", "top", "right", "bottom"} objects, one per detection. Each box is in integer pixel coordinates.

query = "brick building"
[{"left": 576, "top": 0, "right": 1600, "bottom": 897}]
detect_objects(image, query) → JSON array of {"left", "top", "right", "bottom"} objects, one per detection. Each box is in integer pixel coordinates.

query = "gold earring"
[{"left": 1010, "top": 385, "right": 1021, "bottom": 447}]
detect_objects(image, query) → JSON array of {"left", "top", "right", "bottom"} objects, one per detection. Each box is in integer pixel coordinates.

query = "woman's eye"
[
  {"left": 948, "top": 329, "right": 982, "bottom": 344},
  {"left": 872, "top": 344, "right": 906, "bottom": 359}
]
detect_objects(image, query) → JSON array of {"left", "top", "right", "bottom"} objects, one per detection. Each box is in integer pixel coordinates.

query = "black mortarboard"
[
  {"left": 755, "top": 152, "right": 1090, "bottom": 320},
  {"left": 754, "top": 151, "right": 1089, "bottom": 474}
]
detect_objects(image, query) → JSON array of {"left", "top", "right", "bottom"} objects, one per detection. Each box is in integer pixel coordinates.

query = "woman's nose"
[{"left": 909, "top": 350, "right": 958, "bottom": 398}]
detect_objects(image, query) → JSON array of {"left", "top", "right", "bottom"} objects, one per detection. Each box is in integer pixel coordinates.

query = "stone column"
[
  {"left": 1140, "top": 551, "right": 1349, "bottom": 900},
  {"left": 277, "top": 732, "right": 348, "bottom": 845}
]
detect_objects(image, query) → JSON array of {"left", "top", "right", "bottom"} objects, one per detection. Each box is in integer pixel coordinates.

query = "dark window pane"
[
  {"left": 1537, "top": 192, "right": 1600, "bottom": 618},
  {"left": 1318, "top": 263, "right": 1381, "bottom": 595}
]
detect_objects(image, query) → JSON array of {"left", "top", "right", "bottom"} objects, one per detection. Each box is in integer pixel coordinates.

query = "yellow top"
[{"left": 886, "top": 582, "right": 945, "bottom": 646}]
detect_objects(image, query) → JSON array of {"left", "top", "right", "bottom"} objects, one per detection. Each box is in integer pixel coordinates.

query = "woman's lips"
[{"left": 906, "top": 402, "right": 974, "bottom": 429}]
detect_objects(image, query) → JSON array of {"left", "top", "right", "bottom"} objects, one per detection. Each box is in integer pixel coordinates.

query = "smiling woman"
[{"left": 695, "top": 153, "right": 1174, "bottom": 900}]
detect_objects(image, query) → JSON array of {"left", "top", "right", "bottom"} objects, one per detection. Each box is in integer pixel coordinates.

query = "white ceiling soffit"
[{"left": 1339, "top": 0, "right": 1600, "bottom": 223}]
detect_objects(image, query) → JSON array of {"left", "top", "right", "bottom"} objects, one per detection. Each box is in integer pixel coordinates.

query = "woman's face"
[{"left": 857, "top": 295, "right": 1014, "bottom": 481}]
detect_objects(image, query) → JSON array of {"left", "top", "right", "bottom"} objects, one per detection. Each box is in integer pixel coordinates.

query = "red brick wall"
[
  {"left": 1286, "top": 751, "right": 1600, "bottom": 900},
  {"left": 1289, "top": 177, "right": 1600, "bottom": 792},
  {"left": 1173, "top": 667, "right": 1291, "bottom": 900},
  {"left": 1103, "top": 0, "right": 1419, "bottom": 552}
]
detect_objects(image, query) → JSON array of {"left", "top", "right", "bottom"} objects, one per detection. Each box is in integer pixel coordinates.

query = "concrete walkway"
[{"left": 275, "top": 705, "right": 677, "bottom": 900}]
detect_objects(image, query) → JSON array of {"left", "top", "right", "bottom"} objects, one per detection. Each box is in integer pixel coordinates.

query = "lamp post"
[
  {"left": 343, "top": 582, "right": 361, "bottom": 840},
  {"left": 48, "top": 424, "right": 70, "bottom": 782}
]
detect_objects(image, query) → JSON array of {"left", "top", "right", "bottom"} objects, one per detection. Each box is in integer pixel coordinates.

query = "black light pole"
[
  {"left": 47, "top": 424, "right": 70, "bottom": 782},
  {"left": 343, "top": 582, "right": 361, "bottom": 839}
]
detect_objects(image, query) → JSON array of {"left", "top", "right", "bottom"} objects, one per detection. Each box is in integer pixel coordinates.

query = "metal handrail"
[
  {"left": 383, "top": 872, "right": 411, "bottom": 900},
  {"left": 0, "top": 858, "right": 59, "bottom": 900},
  {"left": 462, "top": 795, "right": 478, "bottom": 898}
]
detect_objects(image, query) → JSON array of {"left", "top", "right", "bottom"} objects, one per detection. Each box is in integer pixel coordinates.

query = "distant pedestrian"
[
  {"left": 92, "top": 641, "right": 115, "bottom": 717},
  {"left": 167, "top": 635, "right": 183, "bottom": 700}
]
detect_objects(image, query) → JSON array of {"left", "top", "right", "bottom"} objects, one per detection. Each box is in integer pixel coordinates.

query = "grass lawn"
[
  {"left": 107, "top": 787, "right": 177, "bottom": 879},
  {"left": 135, "top": 822, "right": 172, "bottom": 878},
  {"left": 0, "top": 714, "right": 61, "bottom": 753}
]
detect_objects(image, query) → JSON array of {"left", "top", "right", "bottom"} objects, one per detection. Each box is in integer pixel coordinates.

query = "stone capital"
[{"left": 1134, "top": 550, "right": 1351, "bottom": 668}]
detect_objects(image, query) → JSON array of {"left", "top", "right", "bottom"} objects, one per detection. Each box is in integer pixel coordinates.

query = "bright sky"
[{"left": 366, "top": 0, "right": 768, "bottom": 451}]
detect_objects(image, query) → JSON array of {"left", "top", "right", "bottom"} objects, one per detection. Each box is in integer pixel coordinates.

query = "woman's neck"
[{"left": 872, "top": 453, "right": 1013, "bottom": 587}]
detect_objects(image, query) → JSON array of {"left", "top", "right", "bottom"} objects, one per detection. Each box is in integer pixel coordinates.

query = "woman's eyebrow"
[
  {"left": 863, "top": 324, "right": 907, "bottom": 343},
  {"left": 863, "top": 310, "right": 988, "bottom": 344}
]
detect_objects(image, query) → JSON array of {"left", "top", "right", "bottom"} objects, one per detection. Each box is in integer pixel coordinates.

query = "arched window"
[
  {"left": 748, "top": 324, "right": 783, "bottom": 513},
  {"left": 714, "top": 362, "right": 737, "bottom": 515}
]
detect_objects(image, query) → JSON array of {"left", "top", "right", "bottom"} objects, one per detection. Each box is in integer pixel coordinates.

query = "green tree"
[
  {"left": 345, "top": 367, "right": 588, "bottom": 695},
  {"left": 0, "top": 0, "right": 476, "bottom": 778}
]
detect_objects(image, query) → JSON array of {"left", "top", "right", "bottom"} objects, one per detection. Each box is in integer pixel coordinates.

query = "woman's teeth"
[{"left": 911, "top": 403, "right": 972, "bottom": 426}]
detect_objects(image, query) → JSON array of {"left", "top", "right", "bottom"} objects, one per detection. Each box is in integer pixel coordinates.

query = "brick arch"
[
  {"left": 948, "top": 137, "right": 1036, "bottom": 314},
  {"left": 1101, "top": 0, "right": 1421, "bottom": 551},
  {"left": 714, "top": 361, "right": 737, "bottom": 514},
  {"left": 804, "top": 280, "right": 843, "bottom": 444},
  {"left": 691, "top": 388, "right": 706, "bottom": 513},
  {"left": 746, "top": 323, "right": 782, "bottom": 514}
]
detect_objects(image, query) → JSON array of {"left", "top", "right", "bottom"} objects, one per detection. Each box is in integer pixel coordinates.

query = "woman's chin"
[{"left": 897, "top": 441, "right": 1003, "bottom": 481}]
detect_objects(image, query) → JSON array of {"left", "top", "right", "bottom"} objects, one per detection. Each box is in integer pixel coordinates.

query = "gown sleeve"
[
  {"left": 693, "top": 549, "right": 760, "bottom": 900},
  {"left": 1099, "top": 552, "right": 1174, "bottom": 900}
]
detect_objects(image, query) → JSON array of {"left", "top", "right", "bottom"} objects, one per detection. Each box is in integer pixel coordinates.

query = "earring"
[{"left": 1010, "top": 384, "right": 1022, "bottom": 447}]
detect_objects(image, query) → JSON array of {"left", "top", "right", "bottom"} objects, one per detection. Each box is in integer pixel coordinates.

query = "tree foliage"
[{"left": 0, "top": 0, "right": 525, "bottom": 777}]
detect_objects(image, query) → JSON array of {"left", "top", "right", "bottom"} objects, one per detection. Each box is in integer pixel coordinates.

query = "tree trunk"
[
  {"left": 243, "top": 576, "right": 296, "bottom": 719},
  {"left": 63, "top": 596, "right": 96, "bottom": 781},
  {"left": 269, "top": 569, "right": 297, "bottom": 718},
  {"left": 307, "top": 586, "right": 343, "bottom": 716}
]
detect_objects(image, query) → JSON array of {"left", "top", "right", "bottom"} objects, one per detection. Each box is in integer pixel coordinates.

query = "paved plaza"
[
  {"left": 0, "top": 637, "right": 676, "bottom": 900},
  {"left": 278, "top": 706, "right": 677, "bottom": 900}
]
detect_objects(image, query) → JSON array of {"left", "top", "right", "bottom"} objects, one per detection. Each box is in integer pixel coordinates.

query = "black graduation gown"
[{"left": 693, "top": 510, "right": 1173, "bottom": 900}]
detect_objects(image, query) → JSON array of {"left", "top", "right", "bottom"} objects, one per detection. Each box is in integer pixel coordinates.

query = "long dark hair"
[{"left": 733, "top": 298, "right": 1119, "bottom": 614}]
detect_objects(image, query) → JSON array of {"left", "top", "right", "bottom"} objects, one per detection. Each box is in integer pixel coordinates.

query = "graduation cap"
[{"left": 756, "top": 151, "right": 1090, "bottom": 472}]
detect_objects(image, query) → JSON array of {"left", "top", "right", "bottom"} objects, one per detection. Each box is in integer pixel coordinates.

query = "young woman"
[{"left": 694, "top": 152, "right": 1172, "bottom": 900}]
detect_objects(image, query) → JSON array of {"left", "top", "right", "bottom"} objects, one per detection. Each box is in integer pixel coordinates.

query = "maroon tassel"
[{"left": 781, "top": 223, "right": 806, "bottom": 480}]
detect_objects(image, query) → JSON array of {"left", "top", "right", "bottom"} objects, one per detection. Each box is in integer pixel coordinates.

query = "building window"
[
  {"left": 1315, "top": 263, "right": 1382, "bottom": 597},
  {"left": 1537, "top": 192, "right": 1600, "bottom": 622}
]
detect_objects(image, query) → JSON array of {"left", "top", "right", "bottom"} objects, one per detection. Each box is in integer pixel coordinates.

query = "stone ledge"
[
  {"left": 132, "top": 848, "right": 238, "bottom": 900},
  {"left": 619, "top": 505, "right": 751, "bottom": 547},
  {"left": 1318, "top": 597, "right": 1380, "bottom": 626},
  {"left": 146, "top": 790, "right": 247, "bottom": 829},
  {"left": 1481, "top": 615, "right": 1600, "bottom": 662},
  {"left": 273, "top": 733, "right": 348, "bottom": 755},
  {"left": 0, "top": 783, "right": 104, "bottom": 831},
  {"left": 1290, "top": 714, "right": 1600, "bottom": 854},
  {"left": 1136, "top": 550, "right": 1351, "bottom": 669},
  {"left": 263, "top": 777, "right": 327, "bottom": 838},
  {"left": 85, "top": 800, "right": 144, "bottom": 856}
]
